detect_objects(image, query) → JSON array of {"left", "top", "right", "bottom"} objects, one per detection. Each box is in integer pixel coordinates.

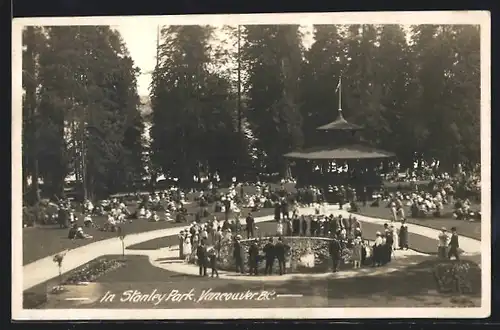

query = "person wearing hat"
[
  {"left": 329, "top": 234, "right": 342, "bottom": 272},
  {"left": 207, "top": 246, "right": 219, "bottom": 278},
  {"left": 246, "top": 212, "right": 255, "bottom": 239},
  {"left": 301, "top": 215, "right": 308, "bottom": 237},
  {"left": 372, "top": 231, "right": 384, "bottom": 267},
  {"left": 68, "top": 223, "right": 78, "bottom": 239},
  {"left": 383, "top": 223, "right": 394, "bottom": 264},
  {"left": 437, "top": 227, "right": 449, "bottom": 259},
  {"left": 263, "top": 237, "right": 275, "bottom": 275},
  {"left": 447, "top": 227, "right": 460, "bottom": 260},
  {"left": 178, "top": 230, "right": 185, "bottom": 259},
  {"left": 399, "top": 219, "right": 409, "bottom": 250},
  {"left": 196, "top": 240, "right": 208, "bottom": 276},
  {"left": 274, "top": 236, "right": 288, "bottom": 275},
  {"left": 248, "top": 239, "right": 260, "bottom": 275},
  {"left": 352, "top": 237, "right": 363, "bottom": 269},
  {"left": 233, "top": 235, "right": 244, "bottom": 273},
  {"left": 183, "top": 234, "right": 192, "bottom": 261},
  {"left": 58, "top": 204, "right": 69, "bottom": 229},
  {"left": 391, "top": 224, "right": 399, "bottom": 251}
]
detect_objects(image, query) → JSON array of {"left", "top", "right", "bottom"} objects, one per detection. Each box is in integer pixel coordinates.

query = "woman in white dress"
[
  {"left": 276, "top": 220, "right": 284, "bottom": 236},
  {"left": 391, "top": 225, "right": 399, "bottom": 250},
  {"left": 183, "top": 235, "right": 192, "bottom": 261}
]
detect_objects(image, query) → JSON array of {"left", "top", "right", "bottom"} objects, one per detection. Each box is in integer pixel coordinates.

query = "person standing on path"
[
  {"left": 276, "top": 219, "right": 284, "bottom": 236},
  {"left": 438, "top": 227, "right": 449, "bottom": 259},
  {"left": 274, "top": 237, "right": 288, "bottom": 275},
  {"left": 352, "top": 237, "right": 362, "bottom": 269},
  {"left": 233, "top": 235, "right": 245, "bottom": 273},
  {"left": 372, "top": 231, "right": 384, "bottom": 267},
  {"left": 329, "top": 234, "right": 342, "bottom": 272},
  {"left": 248, "top": 240, "right": 259, "bottom": 275},
  {"left": 196, "top": 241, "right": 208, "bottom": 276},
  {"left": 246, "top": 212, "right": 255, "bottom": 239},
  {"left": 399, "top": 219, "right": 409, "bottom": 250},
  {"left": 208, "top": 247, "right": 219, "bottom": 278},
  {"left": 384, "top": 224, "right": 394, "bottom": 264},
  {"left": 263, "top": 237, "right": 275, "bottom": 275},
  {"left": 178, "top": 230, "right": 185, "bottom": 259},
  {"left": 447, "top": 227, "right": 460, "bottom": 260}
]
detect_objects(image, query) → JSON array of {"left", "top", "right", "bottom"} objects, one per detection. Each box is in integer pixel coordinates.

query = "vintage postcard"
[{"left": 12, "top": 11, "right": 491, "bottom": 320}]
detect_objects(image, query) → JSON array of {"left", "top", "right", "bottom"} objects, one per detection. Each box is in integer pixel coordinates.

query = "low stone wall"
[{"left": 217, "top": 236, "right": 357, "bottom": 274}]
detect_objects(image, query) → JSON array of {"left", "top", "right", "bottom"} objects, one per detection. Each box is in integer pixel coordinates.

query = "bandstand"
[{"left": 284, "top": 78, "right": 395, "bottom": 201}]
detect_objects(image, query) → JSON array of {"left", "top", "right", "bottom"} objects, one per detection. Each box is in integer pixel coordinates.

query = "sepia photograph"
[{"left": 12, "top": 11, "right": 490, "bottom": 320}]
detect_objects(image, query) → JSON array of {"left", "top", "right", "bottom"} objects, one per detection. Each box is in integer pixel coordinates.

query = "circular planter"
[{"left": 216, "top": 236, "right": 359, "bottom": 274}]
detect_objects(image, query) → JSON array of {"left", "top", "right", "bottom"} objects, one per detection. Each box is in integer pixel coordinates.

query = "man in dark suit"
[
  {"left": 58, "top": 205, "right": 69, "bottom": 229},
  {"left": 246, "top": 212, "right": 255, "bottom": 239},
  {"left": 274, "top": 237, "right": 288, "bottom": 275},
  {"left": 329, "top": 235, "right": 342, "bottom": 272},
  {"left": 448, "top": 227, "right": 460, "bottom": 260},
  {"left": 281, "top": 197, "right": 289, "bottom": 220},
  {"left": 263, "top": 237, "right": 275, "bottom": 275},
  {"left": 196, "top": 241, "right": 208, "bottom": 276},
  {"left": 248, "top": 240, "right": 260, "bottom": 275},
  {"left": 233, "top": 235, "right": 245, "bottom": 273},
  {"left": 384, "top": 224, "right": 394, "bottom": 264}
]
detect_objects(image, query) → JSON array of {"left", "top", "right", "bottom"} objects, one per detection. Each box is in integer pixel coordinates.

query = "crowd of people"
[{"left": 176, "top": 200, "right": 414, "bottom": 277}]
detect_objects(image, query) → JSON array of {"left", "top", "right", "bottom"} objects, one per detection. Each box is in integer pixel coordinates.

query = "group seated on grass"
[{"left": 368, "top": 169, "right": 481, "bottom": 222}]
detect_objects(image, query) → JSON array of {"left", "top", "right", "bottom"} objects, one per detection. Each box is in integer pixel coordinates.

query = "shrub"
[{"left": 433, "top": 260, "right": 481, "bottom": 294}]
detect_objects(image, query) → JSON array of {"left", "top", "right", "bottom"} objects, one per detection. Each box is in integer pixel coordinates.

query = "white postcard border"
[{"left": 12, "top": 11, "right": 492, "bottom": 320}]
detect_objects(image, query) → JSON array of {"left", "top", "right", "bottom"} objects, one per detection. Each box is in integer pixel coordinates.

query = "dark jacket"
[
  {"left": 329, "top": 238, "right": 341, "bottom": 258},
  {"left": 233, "top": 241, "right": 243, "bottom": 260},
  {"left": 248, "top": 243, "right": 259, "bottom": 259},
  {"left": 449, "top": 234, "right": 459, "bottom": 248},
  {"left": 263, "top": 242, "right": 275, "bottom": 259},
  {"left": 196, "top": 245, "right": 208, "bottom": 265},
  {"left": 274, "top": 241, "right": 287, "bottom": 261}
]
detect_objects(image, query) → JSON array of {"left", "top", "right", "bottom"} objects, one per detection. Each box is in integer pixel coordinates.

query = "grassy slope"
[{"left": 352, "top": 203, "right": 481, "bottom": 240}]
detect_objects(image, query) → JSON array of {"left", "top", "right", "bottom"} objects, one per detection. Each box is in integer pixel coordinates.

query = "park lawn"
[
  {"left": 26, "top": 255, "right": 481, "bottom": 309},
  {"left": 22, "top": 204, "right": 274, "bottom": 266},
  {"left": 127, "top": 220, "right": 443, "bottom": 255},
  {"left": 22, "top": 183, "right": 296, "bottom": 265},
  {"left": 352, "top": 204, "right": 482, "bottom": 241}
]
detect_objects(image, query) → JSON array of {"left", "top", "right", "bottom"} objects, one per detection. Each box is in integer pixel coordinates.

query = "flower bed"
[
  {"left": 216, "top": 237, "right": 357, "bottom": 274},
  {"left": 62, "top": 257, "right": 126, "bottom": 285},
  {"left": 432, "top": 260, "right": 481, "bottom": 294}
]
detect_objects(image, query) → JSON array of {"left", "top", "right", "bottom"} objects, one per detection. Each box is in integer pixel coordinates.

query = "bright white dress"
[
  {"left": 183, "top": 240, "right": 192, "bottom": 258},
  {"left": 276, "top": 222, "right": 284, "bottom": 236},
  {"left": 392, "top": 229, "right": 399, "bottom": 250}
]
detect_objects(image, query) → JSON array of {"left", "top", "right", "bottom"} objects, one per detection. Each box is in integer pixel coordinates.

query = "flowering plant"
[{"left": 433, "top": 260, "right": 478, "bottom": 294}]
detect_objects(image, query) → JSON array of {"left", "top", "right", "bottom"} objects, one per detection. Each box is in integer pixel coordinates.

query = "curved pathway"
[
  {"left": 22, "top": 205, "right": 482, "bottom": 291},
  {"left": 132, "top": 245, "right": 431, "bottom": 282}
]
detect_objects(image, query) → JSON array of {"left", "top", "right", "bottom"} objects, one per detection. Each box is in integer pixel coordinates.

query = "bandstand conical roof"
[
  {"left": 316, "top": 110, "right": 363, "bottom": 131},
  {"left": 284, "top": 76, "right": 394, "bottom": 161}
]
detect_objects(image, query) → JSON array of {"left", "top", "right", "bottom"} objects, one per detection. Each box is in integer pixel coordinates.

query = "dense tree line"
[
  {"left": 22, "top": 24, "right": 480, "bottom": 202},
  {"left": 22, "top": 26, "right": 144, "bottom": 202},
  {"left": 150, "top": 24, "right": 480, "bottom": 182}
]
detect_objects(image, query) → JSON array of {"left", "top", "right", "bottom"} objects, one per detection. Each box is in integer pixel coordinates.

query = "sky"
[{"left": 114, "top": 25, "right": 315, "bottom": 97}]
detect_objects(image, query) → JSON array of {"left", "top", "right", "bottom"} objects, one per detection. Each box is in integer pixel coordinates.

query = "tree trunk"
[{"left": 32, "top": 158, "right": 41, "bottom": 203}]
